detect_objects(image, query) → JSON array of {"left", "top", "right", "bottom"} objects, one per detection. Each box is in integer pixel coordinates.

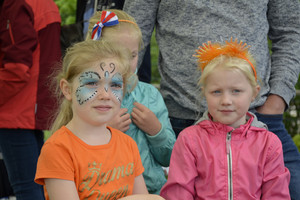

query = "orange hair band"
[
  {"left": 194, "top": 38, "right": 257, "bottom": 81},
  {"left": 119, "top": 19, "right": 138, "bottom": 26}
]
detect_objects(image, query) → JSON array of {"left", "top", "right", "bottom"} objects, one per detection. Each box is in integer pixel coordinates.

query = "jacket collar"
[{"left": 195, "top": 111, "right": 268, "bottom": 138}]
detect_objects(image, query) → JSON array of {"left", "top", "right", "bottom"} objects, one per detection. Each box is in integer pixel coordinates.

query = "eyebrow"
[{"left": 79, "top": 71, "right": 100, "bottom": 80}]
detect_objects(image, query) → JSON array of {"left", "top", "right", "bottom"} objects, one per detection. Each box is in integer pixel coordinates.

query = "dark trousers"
[
  {"left": 0, "top": 129, "right": 45, "bottom": 200},
  {"left": 0, "top": 155, "right": 14, "bottom": 198},
  {"left": 138, "top": 45, "right": 152, "bottom": 83},
  {"left": 170, "top": 117, "right": 195, "bottom": 138}
]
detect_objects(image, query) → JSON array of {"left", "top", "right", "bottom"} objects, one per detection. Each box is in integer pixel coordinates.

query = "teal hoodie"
[{"left": 122, "top": 81, "right": 176, "bottom": 194}]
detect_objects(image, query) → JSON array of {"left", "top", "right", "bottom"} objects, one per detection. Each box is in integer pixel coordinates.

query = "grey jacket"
[{"left": 124, "top": 0, "right": 300, "bottom": 120}]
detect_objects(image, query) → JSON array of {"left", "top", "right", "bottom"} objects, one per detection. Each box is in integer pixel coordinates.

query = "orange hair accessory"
[
  {"left": 194, "top": 38, "right": 257, "bottom": 80},
  {"left": 119, "top": 19, "right": 138, "bottom": 26}
]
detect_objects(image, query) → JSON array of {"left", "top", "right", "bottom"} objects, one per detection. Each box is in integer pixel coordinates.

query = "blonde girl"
[
  {"left": 86, "top": 10, "right": 176, "bottom": 194},
  {"left": 34, "top": 40, "right": 150, "bottom": 200},
  {"left": 160, "top": 39, "right": 290, "bottom": 200}
]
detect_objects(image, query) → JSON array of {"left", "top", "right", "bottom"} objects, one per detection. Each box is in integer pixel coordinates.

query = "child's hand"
[
  {"left": 108, "top": 108, "right": 131, "bottom": 132},
  {"left": 131, "top": 102, "right": 162, "bottom": 136}
]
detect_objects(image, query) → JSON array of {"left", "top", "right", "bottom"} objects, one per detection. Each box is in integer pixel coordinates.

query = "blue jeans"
[
  {"left": 170, "top": 117, "right": 195, "bottom": 138},
  {"left": 0, "top": 129, "right": 45, "bottom": 200},
  {"left": 255, "top": 113, "right": 300, "bottom": 200}
]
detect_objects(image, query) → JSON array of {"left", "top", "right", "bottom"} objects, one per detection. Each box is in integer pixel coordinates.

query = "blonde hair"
[
  {"left": 49, "top": 40, "right": 132, "bottom": 134},
  {"left": 199, "top": 55, "right": 260, "bottom": 94},
  {"left": 86, "top": 9, "right": 143, "bottom": 49}
]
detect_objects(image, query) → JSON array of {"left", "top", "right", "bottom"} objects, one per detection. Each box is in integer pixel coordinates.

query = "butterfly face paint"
[
  {"left": 76, "top": 71, "right": 100, "bottom": 105},
  {"left": 110, "top": 72, "right": 123, "bottom": 102},
  {"left": 75, "top": 61, "right": 124, "bottom": 105}
]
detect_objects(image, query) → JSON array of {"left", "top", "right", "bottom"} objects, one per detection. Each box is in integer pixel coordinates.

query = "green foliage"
[
  {"left": 150, "top": 30, "right": 160, "bottom": 84},
  {"left": 54, "top": 0, "right": 76, "bottom": 25},
  {"left": 293, "top": 134, "right": 300, "bottom": 152},
  {"left": 284, "top": 95, "right": 300, "bottom": 138}
]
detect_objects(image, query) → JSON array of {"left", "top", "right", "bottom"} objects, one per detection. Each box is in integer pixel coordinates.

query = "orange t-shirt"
[{"left": 35, "top": 126, "right": 144, "bottom": 200}]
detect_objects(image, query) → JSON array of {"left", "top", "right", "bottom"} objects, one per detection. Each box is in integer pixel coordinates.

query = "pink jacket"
[{"left": 160, "top": 112, "right": 290, "bottom": 200}]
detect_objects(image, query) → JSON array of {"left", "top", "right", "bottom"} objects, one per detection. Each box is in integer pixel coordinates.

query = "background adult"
[
  {"left": 0, "top": 0, "right": 61, "bottom": 199},
  {"left": 123, "top": 0, "right": 300, "bottom": 199}
]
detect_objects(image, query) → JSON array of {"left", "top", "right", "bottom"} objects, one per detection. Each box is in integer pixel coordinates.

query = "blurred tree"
[{"left": 54, "top": 0, "right": 76, "bottom": 25}]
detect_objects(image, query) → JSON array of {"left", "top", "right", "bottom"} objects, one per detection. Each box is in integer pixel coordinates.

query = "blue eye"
[
  {"left": 232, "top": 89, "right": 241, "bottom": 94},
  {"left": 80, "top": 78, "right": 99, "bottom": 87},
  {"left": 79, "top": 71, "right": 100, "bottom": 87},
  {"left": 111, "top": 73, "right": 123, "bottom": 89},
  {"left": 86, "top": 81, "right": 97, "bottom": 86},
  {"left": 111, "top": 82, "right": 123, "bottom": 89}
]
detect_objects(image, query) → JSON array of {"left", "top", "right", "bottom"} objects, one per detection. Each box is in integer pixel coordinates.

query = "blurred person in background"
[{"left": 0, "top": 0, "right": 61, "bottom": 199}]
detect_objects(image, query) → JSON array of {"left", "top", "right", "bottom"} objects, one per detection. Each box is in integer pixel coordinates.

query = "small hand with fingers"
[
  {"left": 108, "top": 108, "right": 132, "bottom": 132},
  {"left": 131, "top": 102, "right": 162, "bottom": 136}
]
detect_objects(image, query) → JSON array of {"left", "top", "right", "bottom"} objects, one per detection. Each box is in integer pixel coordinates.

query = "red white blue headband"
[{"left": 91, "top": 11, "right": 119, "bottom": 40}]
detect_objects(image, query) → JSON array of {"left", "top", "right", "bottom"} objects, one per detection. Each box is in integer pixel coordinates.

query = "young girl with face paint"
[
  {"left": 86, "top": 10, "right": 176, "bottom": 194},
  {"left": 34, "top": 40, "right": 154, "bottom": 200},
  {"left": 160, "top": 39, "right": 291, "bottom": 200}
]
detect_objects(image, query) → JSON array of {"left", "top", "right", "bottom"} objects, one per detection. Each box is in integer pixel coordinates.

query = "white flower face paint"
[{"left": 75, "top": 61, "right": 124, "bottom": 105}]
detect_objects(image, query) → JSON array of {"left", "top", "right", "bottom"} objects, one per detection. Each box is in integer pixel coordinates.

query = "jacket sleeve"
[
  {"left": 267, "top": 0, "right": 300, "bottom": 106},
  {"left": 145, "top": 86, "right": 176, "bottom": 167},
  {"left": 160, "top": 131, "right": 197, "bottom": 200},
  {"left": 123, "top": 0, "right": 159, "bottom": 68},
  {"left": 261, "top": 134, "right": 291, "bottom": 199},
  {"left": 0, "top": 2, "right": 37, "bottom": 106}
]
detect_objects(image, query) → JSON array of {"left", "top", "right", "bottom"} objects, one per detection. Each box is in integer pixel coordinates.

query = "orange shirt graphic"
[{"left": 35, "top": 126, "right": 144, "bottom": 199}]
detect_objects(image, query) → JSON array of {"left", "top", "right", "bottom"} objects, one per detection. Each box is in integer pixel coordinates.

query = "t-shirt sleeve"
[
  {"left": 130, "top": 138, "right": 144, "bottom": 177},
  {"left": 35, "top": 141, "right": 75, "bottom": 185}
]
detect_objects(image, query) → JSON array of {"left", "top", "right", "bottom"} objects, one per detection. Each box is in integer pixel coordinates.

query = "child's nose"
[
  {"left": 97, "top": 86, "right": 110, "bottom": 100},
  {"left": 221, "top": 93, "right": 232, "bottom": 105}
]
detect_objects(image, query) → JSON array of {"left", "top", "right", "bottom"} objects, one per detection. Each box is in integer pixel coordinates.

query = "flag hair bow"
[
  {"left": 194, "top": 38, "right": 257, "bottom": 80},
  {"left": 91, "top": 11, "right": 119, "bottom": 40}
]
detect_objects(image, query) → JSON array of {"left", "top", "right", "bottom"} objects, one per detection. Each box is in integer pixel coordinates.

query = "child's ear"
[
  {"left": 252, "top": 85, "right": 260, "bottom": 101},
  {"left": 60, "top": 79, "right": 72, "bottom": 101},
  {"left": 201, "top": 86, "right": 205, "bottom": 94}
]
